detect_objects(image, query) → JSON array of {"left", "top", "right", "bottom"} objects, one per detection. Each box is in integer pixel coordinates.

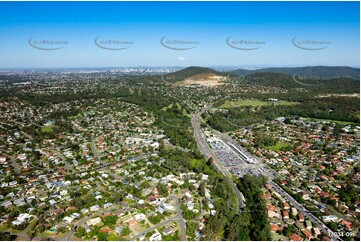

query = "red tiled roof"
[
  {"left": 313, "top": 188, "right": 321, "bottom": 193},
  {"left": 302, "top": 229, "right": 313, "bottom": 239},
  {"left": 261, "top": 194, "right": 271, "bottom": 199},
  {"left": 270, "top": 224, "right": 282, "bottom": 232},
  {"left": 148, "top": 195, "right": 160, "bottom": 201},
  {"left": 341, "top": 219, "right": 352, "bottom": 228},
  {"left": 99, "top": 228, "right": 111, "bottom": 233},
  {"left": 289, "top": 233, "right": 303, "bottom": 241},
  {"left": 267, "top": 205, "right": 279, "bottom": 211},
  {"left": 319, "top": 192, "right": 330, "bottom": 197},
  {"left": 128, "top": 219, "right": 137, "bottom": 227},
  {"left": 53, "top": 209, "right": 64, "bottom": 215}
]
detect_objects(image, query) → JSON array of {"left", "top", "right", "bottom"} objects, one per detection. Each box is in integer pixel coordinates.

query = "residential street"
[
  {"left": 130, "top": 196, "right": 186, "bottom": 241},
  {"left": 192, "top": 102, "right": 343, "bottom": 241}
]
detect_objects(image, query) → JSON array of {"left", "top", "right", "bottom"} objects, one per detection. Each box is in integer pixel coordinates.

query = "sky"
[{"left": 0, "top": 1, "right": 359, "bottom": 68}]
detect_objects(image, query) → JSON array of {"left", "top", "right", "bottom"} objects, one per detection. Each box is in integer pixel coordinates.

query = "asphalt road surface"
[
  {"left": 191, "top": 107, "right": 244, "bottom": 210},
  {"left": 193, "top": 102, "right": 342, "bottom": 241},
  {"left": 130, "top": 196, "right": 186, "bottom": 241}
]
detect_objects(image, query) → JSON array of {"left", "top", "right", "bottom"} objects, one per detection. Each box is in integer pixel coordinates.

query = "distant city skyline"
[
  {"left": 0, "top": 1, "right": 359, "bottom": 68},
  {"left": 0, "top": 65, "right": 359, "bottom": 72}
]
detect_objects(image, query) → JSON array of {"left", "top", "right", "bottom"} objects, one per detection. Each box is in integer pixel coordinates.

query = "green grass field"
[
  {"left": 267, "top": 142, "right": 290, "bottom": 152},
  {"left": 41, "top": 124, "right": 55, "bottom": 133},
  {"left": 189, "top": 159, "right": 197, "bottom": 168},
  {"left": 67, "top": 114, "right": 82, "bottom": 120},
  {"left": 305, "top": 118, "right": 356, "bottom": 125},
  {"left": 219, "top": 99, "right": 299, "bottom": 108},
  {"left": 189, "top": 159, "right": 214, "bottom": 175},
  {"left": 161, "top": 103, "right": 173, "bottom": 111},
  {"left": 161, "top": 103, "right": 182, "bottom": 111}
]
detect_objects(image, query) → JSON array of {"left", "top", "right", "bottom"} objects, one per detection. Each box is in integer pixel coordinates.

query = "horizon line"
[{"left": 0, "top": 65, "right": 360, "bottom": 70}]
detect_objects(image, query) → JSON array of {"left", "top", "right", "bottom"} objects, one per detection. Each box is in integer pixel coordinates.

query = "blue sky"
[{"left": 0, "top": 1, "right": 359, "bottom": 68}]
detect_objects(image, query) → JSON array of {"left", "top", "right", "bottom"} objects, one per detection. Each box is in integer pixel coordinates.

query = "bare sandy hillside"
[
  {"left": 317, "top": 93, "right": 360, "bottom": 98},
  {"left": 175, "top": 73, "right": 227, "bottom": 87}
]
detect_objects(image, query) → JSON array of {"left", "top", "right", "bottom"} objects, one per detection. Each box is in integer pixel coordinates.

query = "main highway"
[
  {"left": 191, "top": 103, "right": 341, "bottom": 241},
  {"left": 191, "top": 104, "right": 245, "bottom": 211}
]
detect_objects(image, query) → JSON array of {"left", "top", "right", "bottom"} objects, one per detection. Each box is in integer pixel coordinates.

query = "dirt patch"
[
  {"left": 316, "top": 93, "right": 360, "bottom": 98},
  {"left": 175, "top": 73, "right": 227, "bottom": 87}
]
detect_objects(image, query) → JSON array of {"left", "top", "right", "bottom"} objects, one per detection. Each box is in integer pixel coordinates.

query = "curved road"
[{"left": 130, "top": 196, "right": 186, "bottom": 241}]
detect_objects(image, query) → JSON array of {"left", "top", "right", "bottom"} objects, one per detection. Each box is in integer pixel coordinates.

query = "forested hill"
[
  {"left": 241, "top": 72, "right": 359, "bottom": 93},
  {"left": 230, "top": 66, "right": 360, "bottom": 79},
  {"left": 160, "top": 66, "right": 359, "bottom": 92},
  {"left": 162, "top": 66, "right": 221, "bottom": 83}
]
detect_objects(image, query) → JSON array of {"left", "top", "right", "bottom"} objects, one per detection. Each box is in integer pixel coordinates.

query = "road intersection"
[{"left": 191, "top": 102, "right": 342, "bottom": 241}]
